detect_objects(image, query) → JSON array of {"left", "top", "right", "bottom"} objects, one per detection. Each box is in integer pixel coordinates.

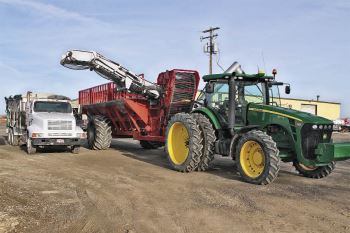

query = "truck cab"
[{"left": 6, "top": 92, "right": 86, "bottom": 154}]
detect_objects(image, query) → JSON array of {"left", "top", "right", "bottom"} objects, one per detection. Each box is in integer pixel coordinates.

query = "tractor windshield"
[{"left": 238, "top": 81, "right": 265, "bottom": 104}]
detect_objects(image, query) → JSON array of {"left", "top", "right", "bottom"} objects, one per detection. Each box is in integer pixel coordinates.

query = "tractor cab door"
[
  {"left": 204, "top": 82, "right": 231, "bottom": 126},
  {"left": 237, "top": 81, "right": 267, "bottom": 125},
  {"left": 204, "top": 81, "right": 266, "bottom": 127}
]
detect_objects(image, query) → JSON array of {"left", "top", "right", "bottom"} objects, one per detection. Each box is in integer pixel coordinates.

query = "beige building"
[{"left": 280, "top": 97, "right": 340, "bottom": 120}]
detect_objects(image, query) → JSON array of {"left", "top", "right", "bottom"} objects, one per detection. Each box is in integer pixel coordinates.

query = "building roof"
[{"left": 280, "top": 97, "right": 340, "bottom": 105}]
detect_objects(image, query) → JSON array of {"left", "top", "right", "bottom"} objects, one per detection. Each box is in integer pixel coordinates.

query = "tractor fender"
[
  {"left": 229, "top": 125, "right": 260, "bottom": 159},
  {"left": 191, "top": 107, "right": 221, "bottom": 129}
]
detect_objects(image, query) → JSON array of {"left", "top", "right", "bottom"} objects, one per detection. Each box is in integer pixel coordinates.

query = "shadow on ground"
[{"left": 108, "top": 138, "right": 297, "bottom": 183}]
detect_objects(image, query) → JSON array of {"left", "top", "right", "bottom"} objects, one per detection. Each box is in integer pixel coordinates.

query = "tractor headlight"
[
  {"left": 312, "top": 125, "right": 318, "bottom": 130},
  {"left": 319, "top": 125, "right": 324, "bottom": 130}
]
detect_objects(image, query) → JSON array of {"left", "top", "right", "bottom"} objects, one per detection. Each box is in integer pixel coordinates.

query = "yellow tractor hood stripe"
[{"left": 249, "top": 108, "right": 303, "bottom": 122}]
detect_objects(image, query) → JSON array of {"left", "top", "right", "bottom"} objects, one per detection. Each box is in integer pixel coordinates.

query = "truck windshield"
[{"left": 34, "top": 101, "right": 72, "bottom": 113}]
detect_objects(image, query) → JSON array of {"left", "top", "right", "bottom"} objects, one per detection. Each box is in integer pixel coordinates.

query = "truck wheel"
[
  {"left": 192, "top": 113, "right": 216, "bottom": 171},
  {"left": 12, "top": 131, "right": 19, "bottom": 146},
  {"left": 87, "top": 115, "right": 112, "bottom": 150},
  {"left": 8, "top": 129, "right": 13, "bottom": 145},
  {"left": 12, "top": 136, "right": 19, "bottom": 146},
  {"left": 71, "top": 146, "right": 81, "bottom": 154},
  {"left": 26, "top": 138, "right": 37, "bottom": 155},
  {"left": 235, "top": 130, "right": 280, "bottom": 185},
  {"left": 293, "top": 161, "right": 335, "bottom": 179},
  {"left": 166, "top": 113, "right": 203, "bottom": 172},
  {"left": 139, "top": 140, "right": 163, "bottom": 149}
]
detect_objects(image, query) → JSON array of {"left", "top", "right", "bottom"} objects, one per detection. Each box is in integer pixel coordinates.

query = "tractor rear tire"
[
  {"left": 140, "top": 140, "right": 164, "bottom": 149},
  {"left": 235, "top": 130, "right": 280, "bottom": 185},
  {"left": 192, "top": 113, "right": 216, "bottom": 171},
  {"left": 166, "top": 113, "right": 203, "bottom": 172},
  {"left": 87, "top": 115, "right": 112, "bottom": 150},
  {"left": 293, "top": 161, "right": 335, "bottom": 179}
]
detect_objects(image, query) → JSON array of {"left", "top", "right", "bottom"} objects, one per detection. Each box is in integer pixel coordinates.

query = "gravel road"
[{"left": 0, "top": 125, "right": 349, "bottom": 233}]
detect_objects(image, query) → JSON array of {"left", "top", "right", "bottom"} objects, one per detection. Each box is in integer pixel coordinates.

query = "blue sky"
[{"left": 0, "top": 0, "right": 349, "bottom": 117}]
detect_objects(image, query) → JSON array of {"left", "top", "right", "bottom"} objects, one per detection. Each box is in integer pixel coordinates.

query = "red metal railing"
[{"left": 79, "top": 82, "right": 144, "bottom": 105}]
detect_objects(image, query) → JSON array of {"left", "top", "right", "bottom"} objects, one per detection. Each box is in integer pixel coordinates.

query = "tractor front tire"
[
  {"left": 166, "top": 113, "right": 203, "bottom": 172},
  {"left": 192, "top": 113, "right": 216, "bottom": 171},
  {"left": 87, "top": 115, "right": 112, "bottom": 150},
  {"left": 235, "top": 130, "right": 280, "bottom": 185},
  {"left": 140, "top": 140, "right": 164, "bottom": 149},
  {"left": 293, "top": 161, "right": 335, "bottom": 179}
]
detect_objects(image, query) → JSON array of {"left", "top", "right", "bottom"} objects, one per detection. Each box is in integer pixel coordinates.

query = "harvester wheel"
[
  {"left": 235, "top": 130, "right": 280, "bottom": 185},
  {"left": 166, "top": 113, "right": 203, "bottom": 172},
  {"left": 139, "top": 140, "right": 164, "bottom": 149},
  {"left": 87, "top": 115, "right": 112, "bottom": 150},
  {"left": 293, "top": 161, "right": 335, "bottom": 179},
  {"left": 192, "top": 113, "right": 216, "bottom": 171}
]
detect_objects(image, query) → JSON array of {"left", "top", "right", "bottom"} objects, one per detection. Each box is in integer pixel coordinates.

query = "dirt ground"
[{"left": 0, "top": 125, "right": 349, "bottom": 233}]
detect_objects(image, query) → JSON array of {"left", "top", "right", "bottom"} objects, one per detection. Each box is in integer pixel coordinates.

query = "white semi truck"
[{"left": 5, "top": 92, "right": 86, "bottom": 154}]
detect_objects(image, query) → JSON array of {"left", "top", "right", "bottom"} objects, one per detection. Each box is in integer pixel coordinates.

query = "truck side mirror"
[
  {"left": 285, "top": 85, "right": 291, "bottom": 94},
  {"left": 205, "top": 82, "right": 215, "bottom": 94}
]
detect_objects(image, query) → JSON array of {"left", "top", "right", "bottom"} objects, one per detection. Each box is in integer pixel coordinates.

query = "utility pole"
[{"left": 201, "top": 27, "right": 220, "bottom": 74}]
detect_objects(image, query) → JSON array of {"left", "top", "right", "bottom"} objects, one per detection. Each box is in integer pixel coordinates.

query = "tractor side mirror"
[
  {"left": 285, "top": 85, "right": 291, "bottom": 94},
  {"left": 205, "top": 82, "right": 215, "bottom": 94}
]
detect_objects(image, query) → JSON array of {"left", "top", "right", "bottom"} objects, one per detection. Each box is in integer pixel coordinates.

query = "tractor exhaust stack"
[{"left": 225, "top": 62, "right": 244, "bottom": 136}]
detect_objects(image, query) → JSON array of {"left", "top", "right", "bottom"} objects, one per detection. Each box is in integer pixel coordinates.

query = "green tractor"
[{"left": 165, "top": 62, "right": 350, "bottom": 184}]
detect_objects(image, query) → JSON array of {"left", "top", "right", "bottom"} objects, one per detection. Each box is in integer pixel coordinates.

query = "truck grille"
[
  {"left": 169, "top": 72, "right": 197, "bottom": 116},
  {"left": 301, "top": 124, "right": 332, "bottom": 159},
  {"left": 48, "top": 120, "right": 73, "bottom": 130},
  {"left": 48, "top": 133, "right": 73, "bottom": 137}
]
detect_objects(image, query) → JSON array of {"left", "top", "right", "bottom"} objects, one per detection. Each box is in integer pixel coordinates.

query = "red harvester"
[{"left": 61, "top": 50, "right": 199, "bottom": 149}]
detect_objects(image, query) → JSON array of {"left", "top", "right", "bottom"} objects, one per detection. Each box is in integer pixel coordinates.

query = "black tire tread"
[
  {"left": 88, "top": 115, "right": 112, "bottom": 150},
  {"left": 192, "top": 113, "right": 216, "bottom": 171},
  {"left": 236, "top": 130, "right": 280, "bottom": 185},
  {"left": 166, "top": 113, "right": 203, "bottom": 172},
  {"left": 293, "top": 161, "right": 335, "bottom": 179}
]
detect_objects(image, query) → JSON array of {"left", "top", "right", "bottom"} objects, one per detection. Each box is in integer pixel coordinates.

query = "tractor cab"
[{"left": 196, "top": 70, "right": 290, "bottom": 128}]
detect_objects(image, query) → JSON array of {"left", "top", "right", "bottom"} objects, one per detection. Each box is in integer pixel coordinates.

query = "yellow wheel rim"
[
  {"left": 240, "top": 140, "right": 265, "bottom": 178},
  {"left": 167, "top": 122, "right": 189, "bottom": 165}
]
